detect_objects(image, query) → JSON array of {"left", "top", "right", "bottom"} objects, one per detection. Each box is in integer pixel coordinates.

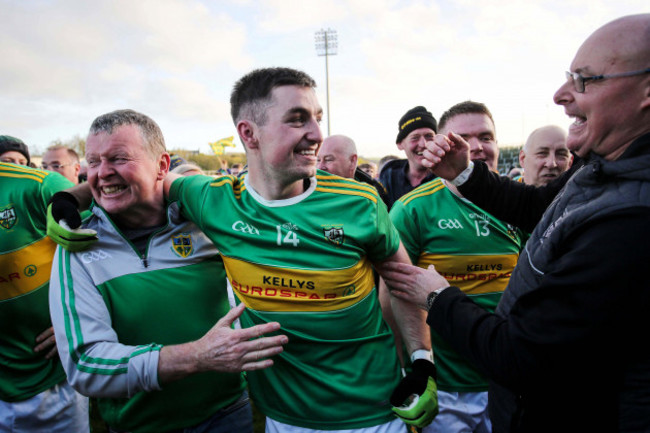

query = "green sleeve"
[
  {"left": 40, "top": 171, "right": 75, "bottom": 208},
  {"left": 389, "top": 201, "right": 421, "bottom": 264},
  {"left": 367, "top": 198, "right": 401, "bottom": 262},
  {"left": 168, "top": 175, "right": 214, "bottom": 229}
]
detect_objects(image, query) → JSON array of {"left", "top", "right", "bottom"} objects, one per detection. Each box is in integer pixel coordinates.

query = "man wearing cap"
[
  {"left": 1, "top": 137, "right": 89, "bottom": 432},
  {"left": 379, "top": 107, "right": 437, "bottom": 209},
  {"left": 0, "top": 135, "right": 31, "bottom": 166}
]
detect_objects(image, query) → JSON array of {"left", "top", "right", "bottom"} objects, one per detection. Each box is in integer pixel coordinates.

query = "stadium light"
[{"left": 314, "top": 28, "right": 338, "bottom": 136}]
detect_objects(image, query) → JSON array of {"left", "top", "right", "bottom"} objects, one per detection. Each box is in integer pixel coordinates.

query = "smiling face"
[
  {"left": 521, "top": 126, "right": 573, "bottom": 186},
  {"left": 553, "top": 15, "right": 650, "bottom": 160},
  {"left": 317, "top": 135, "right": 357, "bottom": 178},
  {"left": 440, "top": 113, "right": 499, "bottom": 172},
  {"left": 397, "top": 127, "right": 436, "bottom": 172},
  {"left": 243, "top": 85, "right": 323, "bottom": 194},
  {"left": 85, "top": 124, "right": 169, "bottom": 228}
]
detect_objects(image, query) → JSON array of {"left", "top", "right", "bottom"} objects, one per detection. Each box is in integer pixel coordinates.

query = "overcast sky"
[{"left": 1, "top": 0, "right": 648, "bottom": 159}]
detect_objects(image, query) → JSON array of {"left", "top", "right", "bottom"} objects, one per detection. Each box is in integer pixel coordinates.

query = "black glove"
[
  {"left": 49, "top": 191, "right": 82, "bottom": 229},
  {"left": 47, "top": 192, "right": 97, "bottom": 252},
  {"left": 390, "top": 359, "right": 439, "bottom": 428}
]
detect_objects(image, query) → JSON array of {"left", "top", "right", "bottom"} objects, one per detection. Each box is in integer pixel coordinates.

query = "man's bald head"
[
  {"left": 520, "top": 125, "right": 573, "bottom": 186},
  {"left": 317, "top": 135, "right": 358, "bottom": 178},
  {"left": 553, "top": 14, "right": 650, "bottom": 160}
]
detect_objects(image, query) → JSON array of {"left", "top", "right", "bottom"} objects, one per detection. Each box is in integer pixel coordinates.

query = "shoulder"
[
  {"left": 396, "top": 178, "right": 446, "bottom": 206},
  {"left": 315, "top": 172, "right": 381, "bottom": 204},
  {"left": 0, "top": 163, "right": 70, "bottom": 188},
  {"left": 379, "top": 159, "right": 408, "bottom": 180},
  {"left": 172, "top": 173, "right": 241, "bottom": 198}
]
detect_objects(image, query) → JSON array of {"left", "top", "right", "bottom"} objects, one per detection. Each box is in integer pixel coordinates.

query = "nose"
[
  {"left": 468, "top": 138, "right": 483, "bottom": 156},
  {"left": 553, "top": 78, "right": 574, "bottom": 107},
  {"left": 96, "top": 159, "right": 114, "bottom": 178},
  {"left": 545, "top": 155, "right": 558, "bottom": 168},
  {"left": 308, "top": 117, "right": 324, "bottom": 144}
]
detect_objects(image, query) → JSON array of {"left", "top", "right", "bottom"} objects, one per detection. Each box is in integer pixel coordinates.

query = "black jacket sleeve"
[
  {"left": 426, "top": 207, "right": 650, "bottom": 393},
  {"left": 457, "top": 159, "right": 582, "bottom": 233}
]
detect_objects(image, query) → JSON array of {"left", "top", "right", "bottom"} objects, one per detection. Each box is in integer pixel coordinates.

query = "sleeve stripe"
[
  {"left": 399, "top": 179, "right": 445, "bottom": 205},
  {"left": 58, "top": 249, "right": 159, "bottom": 375},
  {"left": 0, "top": 172, "right": 46, "bottom": 183},
  {"left": 316, "top": 186, "right": 378, "bottom": 204}
]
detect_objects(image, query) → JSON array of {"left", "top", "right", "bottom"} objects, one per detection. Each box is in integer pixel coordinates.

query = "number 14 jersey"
[{"left": 168, "top": 171, "right": 402, "bottom": 430}]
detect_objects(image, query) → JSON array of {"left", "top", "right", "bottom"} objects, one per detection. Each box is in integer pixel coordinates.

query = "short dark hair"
[
  {"left": 438, "top": 101, "right": 495, "bottom": 133},
  {"left": 89, "top": 109, "right": 166, "bottom": 158},
  {"left": 230, "top": 67, "right": 317, "bottom": 126}
]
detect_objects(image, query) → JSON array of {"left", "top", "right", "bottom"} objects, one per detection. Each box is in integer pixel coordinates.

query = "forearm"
[
  {"left": 457, "top": 161, "right": 566, "bottom": 232},
  {"left": 427, "top": 209, "right": 650, "bottom": 391},
  {"left": 378, "top": 278, "right": 406, "bottom": 366},
  {"left": 49, "top": 249, "right": 161, "bottom": 397},
  {"left": 392, "top": 294, "right": 431, "bottom": 355},
  {"left": 157, "top": 341, "right": 200, "bottom": 384},
  {"left": 375, "top": 245, "right": 431, "bottom": 356},
  {"left": 427, "top": 287, "right": 521, "bottom": 388},
  {"left": 64, "top": 182, "right": 93, "bottom": 210}
]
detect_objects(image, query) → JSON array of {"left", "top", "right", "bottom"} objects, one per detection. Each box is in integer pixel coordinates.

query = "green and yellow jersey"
[
  {"left": 0, "top": 163, "right": 73, "bottom": 402},
  {"left": 169, "top": 171, "right": 403, "bottom": 430},
  {"left": 391, "top": 178, "right": 523, "bottom": 392}
]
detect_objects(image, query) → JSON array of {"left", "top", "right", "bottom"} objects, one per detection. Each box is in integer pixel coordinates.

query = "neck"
[
  {"left": 247, "top": 171, "right": 308, "bottom": 200},
  {"left": 444, "top": 180, "right": 463, "bottom": 198},
  {"left": 407, "top": 164, "right": 430, "bottom": 187},
  {"left": 113, "top": 208, "right": 166, "bottom": 230}
]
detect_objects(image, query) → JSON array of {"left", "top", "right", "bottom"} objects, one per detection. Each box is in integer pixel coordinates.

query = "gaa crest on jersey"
[
  {"left": 0, "top": 205, "right": 17, "bottom": 230},
  {"left": 171, "top": 233, "right": 193, "bottom": 258},
  {"left": 323, "top": 226, "right": 344, "bottom": 246}
]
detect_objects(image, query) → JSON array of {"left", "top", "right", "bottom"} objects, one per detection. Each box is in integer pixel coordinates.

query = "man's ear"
[
  {"left": 519, "top": 149, "right": 526, "bottom": 167},
  {"left": 158, "top": 153, "right": 171, "bottom": 180},
  {"left": 237, "top": 120, "right": 259, "bottom": 150},
  {"left": 641, "top": 76, "right": 650, "bottom": 110}
]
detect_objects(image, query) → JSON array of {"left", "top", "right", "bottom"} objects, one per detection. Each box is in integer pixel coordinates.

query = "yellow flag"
[{"left": 209, "top": 136, "right": 236, "bottom": 155}]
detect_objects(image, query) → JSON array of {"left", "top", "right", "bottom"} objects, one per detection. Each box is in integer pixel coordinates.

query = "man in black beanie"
[
  {"left": 379, "top": 106, "right": 438, "bottom": 209},
  {"left": 0, "top": 135, "right": 31, "bottom": 166}
]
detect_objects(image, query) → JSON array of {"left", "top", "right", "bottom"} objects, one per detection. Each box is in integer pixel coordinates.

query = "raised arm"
[{"left": 423, "top": 133, "right": 580, "bottom": 232}]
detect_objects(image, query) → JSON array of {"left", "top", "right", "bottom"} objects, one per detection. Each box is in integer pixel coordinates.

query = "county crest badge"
[
  {"left": 171, "top": 233, "right": 193, "bottom": 258},
  {"left": 323, "top": 226, "right": 344, "bottom": 246},
  {"left": 0, "top": 205, "right": 17, "bottom": 230}
]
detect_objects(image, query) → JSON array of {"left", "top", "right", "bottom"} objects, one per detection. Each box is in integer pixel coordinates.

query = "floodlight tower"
[{"left": 314, "top": 28, "right": 338, "bottom": 136}]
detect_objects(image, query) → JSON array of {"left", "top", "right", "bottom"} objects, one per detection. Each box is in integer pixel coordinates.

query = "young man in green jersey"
[
  {"left": 48, "top": 69, "right": 439, "bottom": 432},
  {"left": 385, "top": 101, "right": 523, "bottom": 433},
  {"left": 48, "top": 110, "right": 287, "bottom": 433},
  {"left": 161, "top": 67, "right": 437, "bottom": 432},
  {"left": 0, "top": 151, "right": 89, "bottom": 432}
]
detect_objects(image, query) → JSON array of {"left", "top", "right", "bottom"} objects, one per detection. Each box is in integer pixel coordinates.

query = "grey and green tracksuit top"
[{"left": 49, "top": 202, "right": 244, "bottom": 432}]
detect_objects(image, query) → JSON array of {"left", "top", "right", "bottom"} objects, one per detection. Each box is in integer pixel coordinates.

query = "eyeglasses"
[
  {"left": 41, "top": 163, "right": 71, "bottom": 170},
  {"left": 565, "top": 67, "right": 650, "bottom": 93}
]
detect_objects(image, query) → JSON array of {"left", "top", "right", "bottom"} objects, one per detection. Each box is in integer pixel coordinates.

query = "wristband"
[
  {"left": 410, "top": 349, "right": 434, "bottom": 364},
  {"left": 450, "top": 161, "right": 474, "bottom": 186}
]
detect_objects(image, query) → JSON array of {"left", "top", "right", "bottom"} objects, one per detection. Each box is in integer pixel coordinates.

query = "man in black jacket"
[{"left": 382, "top": 13, "right": 650, "bottom": 433}]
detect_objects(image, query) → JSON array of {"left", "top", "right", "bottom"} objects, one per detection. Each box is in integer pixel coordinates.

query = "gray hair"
[{"left": 89, "top": 109, "right": 166, "bottom": 158}]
